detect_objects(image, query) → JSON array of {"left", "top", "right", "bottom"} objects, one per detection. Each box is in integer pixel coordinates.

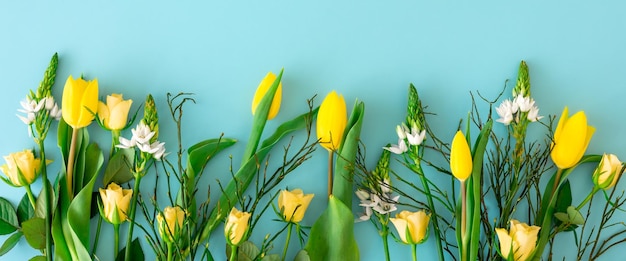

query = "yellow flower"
[
  {"left": 389, "top": 210, "right": 430, "bottom": 244},
  {"left": 224, "top": 207, "right": 251, "bottom": 246},
  {"left": 251, "top": 72, "right": 282, "bottom": 120},
  {"left": 495, "top": 219, "right": 540, "bottom": 261},
  {"left": 157, "top": 206, "right": 186, "bottom": 243},
  {"left": 0, "top": 150, "right": 41, "bottom": 187},
  {"left": 62, "top": 75, "right": 99, "bottom": 129},
  {"left": 450, "top": 131, "right": 472, "bottom": 182},
  {"left": 316, "top": 90, "right": 347, "bottom": 151},
  {"left": 98, "top": 93, "right": 133, "bottom": 130},
  {"left": 592, "top": 153, "right": 623, "bottom": 190},
  {"left": 99, "top": 182, "right": 133, "bottom": 224},
  {"left": 551, "top": 107, "right": 594, "bottom": 169},
  {"left": 278, "top": 189, "right": 314, "bottom": 223}
]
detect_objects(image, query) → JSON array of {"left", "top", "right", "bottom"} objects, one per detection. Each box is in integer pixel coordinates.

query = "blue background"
[{"left": 2, "top": 1, "right": 626, "bottom": 260}]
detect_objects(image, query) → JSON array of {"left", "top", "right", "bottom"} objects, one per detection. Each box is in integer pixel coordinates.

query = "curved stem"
[
  {"left": 412, "top": 164, "right": 445, "bottom": 261},
  {"left": 577, "top": 187, "right": 600, "bottom": 210},
  {"left": 113, "top": 223, "right": 120, "bottom": 260},
  {"left": 411, "top": 243, "right": 418, "bottom": 261},
  {"left": 281, "top": 223, "right": 293, "bottom": 261},
  {"left": 66, "top": 127, "right": 79, "bottom": 199},
  {"left": 124, "top": 175, "right": 142, "bottom": 261},
  {"left": 24, "top": 185, "right": 37, "bottom": 210},
  {"left": 229, "top": 244, "right": 238, "bottom": 261}
]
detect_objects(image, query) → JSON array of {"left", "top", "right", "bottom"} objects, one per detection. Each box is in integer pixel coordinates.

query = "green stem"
[
  {"left": 111, "top": 130, "right": 120, "bottom": 158},
  {"left": 167, "top": 242, "right": 173, "bottom": 261},
  {"left": 229, "top": 244, "right": 238, "bottom": 261},
  {"left": 114, "top": 223, "right": 120, "bottom": 260},
  {"left": 36, "top": 139, "right": 52, "bottom": 261},
  {"left": 381, "top": 222, "right": 390, "bottom": 261},
  {"left": 328, "top": 151, "right": 333, "bottom": 197},
  {"left": 124, "top": 175, "right": 142, "bottom": 261},
  {"left": 24, "top": 185, "right": 37, "bottom": 210},
  {"left": 412, "top": 164, "right": 444, "bottom": 261},
  {"left": 411, "top": 243, "right": 418, "bottom": 261},
  {"left": 281, "top": 223, "right": 293, "bottom": 261},
  {"left": 577, "top": 187, "right": 600, "bottom": 210},
  {"left": 66, "top": 127, "right": 79, "bottom": 199},
  {"left": 91, "top": 216, "right": 103, "bottom": 258}
]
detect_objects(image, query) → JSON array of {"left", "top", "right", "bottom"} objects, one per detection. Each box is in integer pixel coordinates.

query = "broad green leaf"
[
  {"left": 567, "top": 206, "right": 584, "bottom": 225},
  {"left": 22, "top": 217, "right": 46, "bottom": 250},
  {"left": 0, "top": 197, "right": 19, "bottom": 235},
  {"left": 305, "top": 196, "right": 359, "bottom": 261},
  {"left": 116, "top": 237, "right": 145, "bottom": 261},
  {"left": 261, "top": 254, "right": 281, "bottom": 261},
  {"left": 35, "top": 180, "right": 55, "bottom": 220},
  {"left": 29, "top": 256, "right": 47, "bottom": 261},
  {"left": 332, "top": 100, "right": 364, "bottom": 207},
  {"left": 17, "top": 194, "right": 35, "bottom": 223},
  {"left": 103, "top": 148, "right": 135, "bottom": 186},
  {"left": 0, "top": 231, "right": 22, "bottom": 256},
  {"left": 294, "top": 250, "right": 310, "bottom": 261},
  {"left": 52, "top": 176, "right": 72, "bottom": 261},
  {"left": 198, "top": 106, "right": 318, "bottom": 244},
  {"left": 225, "top": 241, "right": 260, "bottom": 261}
]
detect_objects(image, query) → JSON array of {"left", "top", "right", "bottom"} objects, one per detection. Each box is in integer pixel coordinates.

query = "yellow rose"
[
  {"left": 157, "top": 206, "right": 186, "bottom": 243},
  {"left": 389, "top": 210, "right": 430, "bottom": 244},
  {"left": 99, "top": 182, "right": 132, "bottom": 225},
  {"left": 278, "top": 189, "right": 314, "bottom": 223},
  {"left": 495, "top": 219, "right": 540, "bottom": 261},
  {"left": 316, "top": 90, "right": 347, "bottom": 151},
  {"left": 0, "top": 149, "right": 41, "bottom": 187},
  {"left": 62, "top": 75, "right": 99, "bottom": 129},
  {"left": 224, "top": 207, "right": 251, "bottom": 246},
  {"left": 592, "top": 153, "right": 623, "bottom": 190},
  {"left": 551, "top": 107, "right": 594, "bottom": 169},
  {"left": 98, "top": 93, "right": 133, "bottom": 130},
  {"left": 251, "top": 72, "right": 282, "bottom": 120},
  {"left": 450, "top": 131, "right": 472, "bottom": 182}
]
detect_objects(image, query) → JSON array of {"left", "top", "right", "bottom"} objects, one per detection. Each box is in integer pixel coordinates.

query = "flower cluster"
[
  {"left": 356, "top": 181, "right": 399, "bottom": 221},
  {"left": 17, "top": 96, "right": 62, "bottom": 125},
  {"left": 384, "top": 124, "right": 426, "bottom": 155},
  {"left": 495, "top": 94, "right": 543, "bottom": 125},
  {"left": 116, "top": 122, "right": 166, "bottom": 160}
]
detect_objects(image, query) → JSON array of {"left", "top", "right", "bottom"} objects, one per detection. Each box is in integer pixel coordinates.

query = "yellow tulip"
[
  {"left": 224, "top": 207, "right": 251, "bottom": 246},
  {"left": 316, "top": 90, "right": 347, "bottom": 151},
  {"left": 450, "top": 131, "right": 472, "bottom": 182},
  {"left": 62, "top": 75, "right": 99, "bottom": 129},
  {"left": 251, "top": 72, "right": 282, "bottom": 120},
  {"left": 592, "top": 153, "right": 623, "bottom": 190},
  {"left": 389, "top": 210, "right": 430, "bottom": 244},
  {"left": 278, "top": 189, "right": 314, "bottom": 223},
  {"left": 98, "top": 93, "right": 133, "bottom": 130},
  {"left": 99, "top": 182, "right": 133, "bottom": 224},
  {"left": 0, "top": 149, "right": 41, "bottom": 187},
  {"left": 551, "top": 107, "right": 594, "bottom": 169},
  {"left": 157, "top": 206, "right": 186, "bottom": 243},
  {"left": 495, "top": 219, "right": 540, "bottom": 261}
]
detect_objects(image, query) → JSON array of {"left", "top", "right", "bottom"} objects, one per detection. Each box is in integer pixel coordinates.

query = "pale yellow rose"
[
  {"left": 98, "top": 93, "right": 132, "bottom": 130},
  {"left": 99, "top": 182, "right": 133, "bottom": 224},
  {"left": 157, "top": 206, "right": 186, "bottom": 243},
  {"left": 592, "top": 153, "right": 623, "bottom": 190},
  {"left": 390, "top": 210, "right": 430, "bottom": 244},
  {"left": 496, "top": 219, "right": 541, "bottom": 261},
  {"left": 0, "top": 149, "right": 41, "bottom": 187},
  {"left": 278, "top": 189, "right": 314, "bottom": 223},
  {"left": 224, "top": 207, "right": 251, "bottom": 245}
]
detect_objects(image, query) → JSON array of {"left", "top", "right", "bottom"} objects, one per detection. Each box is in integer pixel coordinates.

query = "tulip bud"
[
  {"left": 251, "top": 72, "right": 282, "bottom": 120},
  {"left": 278, "top": 189, "right": 314, "bottom": 223},
  {"left": 99, "top": 182, "right": 133, "bottom": 224},
  {"left": 495, "top": 219, "right": 540, "bottom": 261},
  {"left": 316, "top": 91, "right": 347, "bottom": 151},
  {"left": 592, "top": 154, "right": 623, "bottom": 190},
  {"left": 157, "top": 206, "right": 186, "bottom": 243},
  {"left": 389, "top": 210, "right": 430, "bottom": 245},
  {"left": 98, "top": 93, "right": 133, "bottom": 130},
  {"left": 450, "top": 131, "right": 472, "bottom": 182},
  {"left": 224, "top": 207, "right": 251, "bottom": 246},
  {"left": 0, "top": 150, "right": 42, "bottom": 187},
  {"left": 551, "top": 107, "right": 594, "bottom": 169},
  {"left": 61, "top": 75, "right": 99, "bottom": 129}
]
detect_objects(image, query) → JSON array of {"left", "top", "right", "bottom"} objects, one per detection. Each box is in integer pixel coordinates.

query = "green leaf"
[
  {"left": 22, "top": 217, "right": 46, "bottom": 250},
  {"left": 198, "top": 106, "right": 318, "bottom": 244},
  {"left": 103, "top": 148, "right": 135, "bottom": 186},
  {"left": 305, "top": 196, "right": 359, "bottom": 261},
  {"left": 29, "top": 256, "right": 47, "bottom": 261},
  {"left": 332, "top": 100, "right": 364, "bottom": 207},
  {"left": 0, "top": 197, "right": 19, "bottom": 235},
  {"left": 293, "top": 250, "right": 310, "bottom": 261},
  {"left": 567, "top": 206, "right": 584, "bottom": 225},
  {"left": 35, "top": 180, "right": 55, "bottom": 220},
  {"left": 116, "top": 237, "right": 145, "bottom": 261},
  {"left": 261, "top": 254, "right": 281, "bottom": 261},
  {"left": 17, "top": 194, "right": 35, "bottom": 223},
  {"left": 0, "top": 231, "right": 22, "bottom": 256},
  {"left": 225, "top": 241, "right": 260, "bottom": 261}
]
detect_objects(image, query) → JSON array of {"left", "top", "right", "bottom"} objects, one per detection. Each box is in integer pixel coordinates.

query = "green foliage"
[
  {"left": 22, "top": 217, "right": 46, "bottom": 250},
  {"left": 0, "top": 197, "right": 19, "bottom": 235}
]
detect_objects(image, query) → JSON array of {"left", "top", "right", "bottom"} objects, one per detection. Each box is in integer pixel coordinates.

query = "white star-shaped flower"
[
  {"left": 372, "top": 194, "right": 400, "bottom": 215},
  {"left": 514, "top": 94, "right": 535, "bottom": 113},
  {"left": 17, "top": 112, "right": 35, "bottom": 125},
  {"left": 406, "top": 128, "right": 426, "bottom": 146},
  {"left": 384, "top": 139, "right": 408, "bottom": 155},
  {"left": 131, "top": 122, "right": 155, "bottom": 145},
  {"left": 18, "top": 98, "right": 45, "bottom": 114},
  {"left": 496, "top": 99, "right": 515, "bottom": 125},
  {"left": 116, "top": 136, "right": 136, "bottom": 149},
  {"left": 527, "top": 106, "right": 544, "bottom": 122}
]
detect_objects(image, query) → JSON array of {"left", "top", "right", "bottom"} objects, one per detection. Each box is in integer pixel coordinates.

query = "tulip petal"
[
  {"left": 316, "top": 91, "right": 347, "bottom": 151},
  {"left": 251, "top": 72, "right": 282, "bottom": 120},
  {"left": 450, "top": 131, "right": 472, "bottom": 181}
]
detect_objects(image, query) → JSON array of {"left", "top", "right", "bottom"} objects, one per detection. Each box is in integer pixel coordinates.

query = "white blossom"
[
  {"left": 406, "top": 128, "right": 426, "bottom": 146},
  {"left": 17, "top": 112, "right": 35, "bottom": 125},
  {"left": 527, "top": 106, "right": 544, "bottom": 122},
  {"left": 116, "top": 136, "right": 136, "bottom": 149},
  {"left": 384, "top": 138, "right": 408, "bottom": 155},
  {"left": 496, "top": 99, "right": 516, "bottom": 125},
  {"left": 131, "top": 122, "right": 156, "bottom": 145}
]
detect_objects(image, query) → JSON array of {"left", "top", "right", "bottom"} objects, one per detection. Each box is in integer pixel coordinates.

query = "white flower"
[
  {"left": 356, "top": 190, "right": 375, "bottom": 222},
  {"left": 116, "top": 136, "right": 136, "bottom": 149},
  {"left": 49, "top": 104, "right": 62, "bottom": 120},
  {"left": 152, "top": 141, "right": 167, "bottom": 160},
  {"left": 527, "top": 106, "right": 544, "bottom": 122},
  {"left": 43, "top": 97, "right": 55, "bottom": 111},
  {"left": 18, "top": 98, "right": 45, "bottom": 114},
  {"left": 384, "top": 139, "right": 408, "bottom": 154},
  {"left": 372, "top": 194, "right": 400, "bottom": 215},
  {"left": 17, "top": 112, "right": 35, "bottom": 125},
  {"left": 514, "top": 94, "right": 535, "bottom": 113},
  {"left": 406, "top": 128, "right": 426, "bottom": 146},
  {"left": 380, "top": 178, "right": 392, "bottom": 194},
  {"left": 132, "top": 122, "right": 156, "bottom": 145},
  {"left": 395, "top": 124, "right": 407, "bottom": 140},
  {"left": 496, "top": 99, "right": 515, "bottom": 125}
]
